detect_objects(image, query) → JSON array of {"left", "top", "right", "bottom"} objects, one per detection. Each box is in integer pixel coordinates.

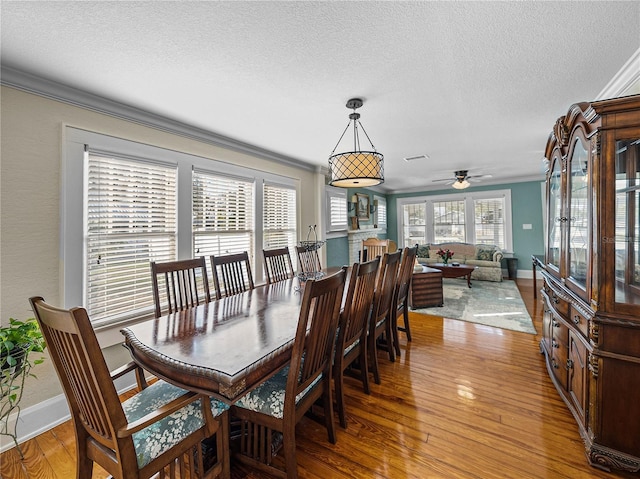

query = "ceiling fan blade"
[
  {"left": 467, "top": 174, "right": 493, "bottom": 180},
  {"left": 431, "top": 177, "right": 455, "bottom": 182}
]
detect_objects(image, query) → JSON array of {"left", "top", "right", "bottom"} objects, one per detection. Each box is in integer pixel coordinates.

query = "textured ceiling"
[{"left": 2, "top": 1, "right": 639, "bottom": 192}]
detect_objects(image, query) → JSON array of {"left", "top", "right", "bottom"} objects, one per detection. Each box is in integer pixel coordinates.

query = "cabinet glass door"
[
  {"left": 615, "top": 138, "right": 640, "bottom": 304},
  {"left": 568, "top": 138, "right": 589, "bottom": 288},
  {"left": 548, "top": 156, "right": 562, "bottom": 271}
]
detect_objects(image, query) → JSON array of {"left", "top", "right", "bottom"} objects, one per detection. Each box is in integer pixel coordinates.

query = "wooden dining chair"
[
  {"left": 361, "top": 238, "right": 390, "bottom": 262},
  {"left": 334, "top": 257, "right": 380, "bottom": 429},
  {"left": 150, "top": 257, "right": 211, "bottom": 318},
  {"left": 210, "top": 252, "right": 254, "bottom": 300},
  {"left": 29, "top": 296, "right": 230, "bottom": 479},
  {"left": 391, "top": 246, "right": 418, "bottom": 357},
  {"left": 368, "top": 250, "right": 402, "bottom": 384},
  {"left": 263, "top": 247, "right": 294, "bottom": 284},
  {"left": 232, "top": 267, "right": 347, "bottom": 479},
  {"left": 295, "top": 245, "right": 322, "bottom": 275}
]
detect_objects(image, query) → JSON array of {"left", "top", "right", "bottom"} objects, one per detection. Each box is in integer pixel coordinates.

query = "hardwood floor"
[{"left": 1, "top": 279, "right": 637, "bottom": 478}]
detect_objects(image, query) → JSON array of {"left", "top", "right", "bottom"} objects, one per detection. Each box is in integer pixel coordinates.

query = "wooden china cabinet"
[{"left": 540, "top": 94, "right": 640, "bottom": 473}]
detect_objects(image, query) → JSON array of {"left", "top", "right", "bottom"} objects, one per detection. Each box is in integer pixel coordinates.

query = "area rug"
[{"left": 413, "top": 278, "right": 537, "bottom": 334}]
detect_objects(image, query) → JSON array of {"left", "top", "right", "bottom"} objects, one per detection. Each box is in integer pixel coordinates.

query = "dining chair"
[
  {"left": 29, "top": 296, "right": 230, "bottom": 479},
  {"left": 361, "top": 238, "right": 390, "bottom": 262},
  {"left": 391, "top": 246, "right": 418, "bottom": 357},
  {"left": 232, "top": 267, "right": 347, "bottom": 479},
  {"left": 210, "top": 252, "right": 255, "bottom": 300},
  {"left": 150, "top": 257, "right": 211, "bottom": 318},
  {"left": 334, "top": 257, "right": 380, "bottom": 429},
  {"left": 263, "top": 247, "right": 295, "bottom": 284},
  {"left": 368, "top": 250, "right": 402, "bottom": 384},
  {"left": 295, "top": 245, "right": 322, "bottom": 276}
]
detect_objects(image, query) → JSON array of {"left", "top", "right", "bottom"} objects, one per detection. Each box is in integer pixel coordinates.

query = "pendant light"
[{"left": 328, "top": 98, "right": 384, "bottom": 187}]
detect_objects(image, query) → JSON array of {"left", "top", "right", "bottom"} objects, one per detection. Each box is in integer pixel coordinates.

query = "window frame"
[
  {"left": 374, "top": 194, "right": 387, "bottom": 229},
  {"left": 63, "top": 127, "right": 299, "bottom": 333},
  {"left": 396, "top": 189, "right": 513, "bottom": 252}
]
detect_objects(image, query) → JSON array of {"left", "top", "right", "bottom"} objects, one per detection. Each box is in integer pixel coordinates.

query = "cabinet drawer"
[
  {"left": 552, "top": 316, "right": 568, "bottom": 345},
  {"left": 569, "top": 305, "right": 590, "bottom": 338},
  {"left": 543, "top": 279, "right": 570, "bottom": 318}
]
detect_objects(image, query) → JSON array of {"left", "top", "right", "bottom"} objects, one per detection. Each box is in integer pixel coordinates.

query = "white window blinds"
[
  {"left": 474, "top": 197, "right": 506, "bottom": 248},
  {"left": 433, "top": 199, "right": 466, "bottom": 243},
  {"left": 86, "top": 153, "right": 177, "bottom": 323},
  {"left": 325, "top": 187, "right": 348, "bottom": 232},
  {"left": 192, "top": 170, "right": 255, "bottom": 263},
  {"left": 263, "top": 184, "right": 297, "bottom": 266},
  {"left": 375, "top": 196, "right": 387, "bottom": 228}
]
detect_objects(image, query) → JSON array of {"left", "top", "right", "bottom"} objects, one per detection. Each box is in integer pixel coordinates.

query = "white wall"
[{"left": 0, "top": 85, "right": 321, "bottom": 425}]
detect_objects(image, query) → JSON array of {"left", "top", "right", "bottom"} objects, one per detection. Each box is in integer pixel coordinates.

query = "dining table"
[{"left": 121, "top": 270, "right": 344, "bottom": 403}]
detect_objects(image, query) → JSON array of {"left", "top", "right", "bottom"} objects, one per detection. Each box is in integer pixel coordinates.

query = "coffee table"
[{"left": 429, "top": 263, "right": 477, "bottom": 288}]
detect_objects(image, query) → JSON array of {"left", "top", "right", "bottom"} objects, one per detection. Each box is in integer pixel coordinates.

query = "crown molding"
[
  {"left": 0, "top": 65, "right": 316, "bottom": 172},
  {"left": 596, "top": 47, "right": 640, "bottom": 100}
]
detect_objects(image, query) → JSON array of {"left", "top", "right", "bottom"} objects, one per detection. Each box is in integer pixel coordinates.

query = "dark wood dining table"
[{"left": 121, "top": 278, "right": 306, "bottom": 402}]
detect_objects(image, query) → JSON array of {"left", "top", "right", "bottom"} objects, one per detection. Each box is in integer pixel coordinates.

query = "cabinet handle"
[
  {"left": 552, "top": 320, "right": 560, "bottom": 328},
  {"left": 573, "top": 315, "right": 580, "bottom": 325},
  {"left": 555, "top": 217, "right": 569, "bottom": 223},
  {"left": 551, "top": 359, "right": 559, "bottom": 369},
  {"left": 566, "top": 358, "right": 574, "bottom": 370},
  {"left": 552, "top": 340, "right": 559, "bottom": 349}
]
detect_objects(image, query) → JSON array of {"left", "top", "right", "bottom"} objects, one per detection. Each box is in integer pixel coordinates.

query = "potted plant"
[{"left": 1, "top": 318, "right": 46, "bottom": 457}]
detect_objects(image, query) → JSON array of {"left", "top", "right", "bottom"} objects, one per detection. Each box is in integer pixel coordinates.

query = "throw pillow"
[
  {"left": 476, "top": 245, "right": 496, "bottom": 261},
  {"left": 416, "top": 244, "right": 430, "bottom": 258}
]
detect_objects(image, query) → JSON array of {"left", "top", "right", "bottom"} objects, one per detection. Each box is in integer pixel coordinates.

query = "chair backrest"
[
  {"left": 285, "top": 267, "right": 347, "bottom": 410},
  {"left": 295, "top": 246, "right": 322, "bottom": 275},
  {"left": 29, "top": 297, "right": 130, "bottom": 458},
  {"left": 362, "top": 238, "right": 390, "bottom": 262},
  {"left": 371, "top": 251, "right": 402, "bottom": 323},
  {"left": 395, "top": 246, "right": 418, "bottom": 310},
  {"left": 210, "top": 252, "right": 255, "bottom": 300},
  {"left": 151, "top": 257, "right": 211, "bottom": 318},
  {"left": 337, "top": 258, "right": 380, "bottom": 357},
  {"left": 263, "top": 247, "right": 294, "bottom": 284}
]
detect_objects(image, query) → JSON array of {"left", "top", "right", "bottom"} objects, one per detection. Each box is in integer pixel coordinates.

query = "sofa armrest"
[{"left": 493, "top": 251, "right": 504, "bottom": 262}]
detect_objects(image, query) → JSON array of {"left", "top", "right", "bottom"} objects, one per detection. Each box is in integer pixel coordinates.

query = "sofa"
[{"left": 416, "top": 242, "right": 504, "bottom": 282}]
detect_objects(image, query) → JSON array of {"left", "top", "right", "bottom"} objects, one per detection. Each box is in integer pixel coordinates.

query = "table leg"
[{"left": 466, "top": 272, "right": 472, "bottom": 288}]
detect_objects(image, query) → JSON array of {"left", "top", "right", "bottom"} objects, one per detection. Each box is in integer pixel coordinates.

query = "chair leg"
[
  {"left": 392, "top": 311, "right": 402, "bottom": 358},
  {"left": 368, "top": 333, "right": 381, "bottom": 385},
  {"left": 359, "top": 345, "right": 370, "bottom": 395},
  {"left": 385, "top": 322, "right": 396, "bottom": 363},
  {"left": 403, "top": 303, "right": 412, "bottom": 342},
  {"left": 334, "top": 363, "right": 347, "bottom": 429},
  {"left": 218, "top": 410, "right": 231, "bottom": 479},
  {"left": 323, "top": 377, "right": 337, "bottom": 444},
  {"left": 283, "top": 423, "right": 298, "bottom": 479}
]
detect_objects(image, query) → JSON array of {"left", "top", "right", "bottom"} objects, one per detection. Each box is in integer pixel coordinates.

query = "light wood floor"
[{"left": 1, "top": 279, "right": 637, "bottom": 479}]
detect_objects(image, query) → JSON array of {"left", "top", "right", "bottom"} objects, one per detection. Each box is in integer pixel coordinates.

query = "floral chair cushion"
[
  {"left": 121, "top": 379, "right": 229, "bottom": 469},
  {"left": 234, "top": 365, "right": 321, "bottom": 419}
]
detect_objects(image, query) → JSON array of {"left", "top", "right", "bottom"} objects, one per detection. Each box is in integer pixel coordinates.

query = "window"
[
  {"left": 64, "top": 127, "right": 299, "bottom": 330},
  {"left": 374, "top": 195, "right": 387, "bottom": 228},
  {"left": 325, "top": 186, "right": 348, "bottom": 234},
  {"left": 193, "top": 170, "right": 255, "bottom": 266},
  {"left": 86, "top": 153, "right": 177, "bottom": 322},
  {"left": 397, "top": 190, "right": 512, "bottom": 251},
  {"left": 263, "top": 183, "right": 297, "bottom": 268}
]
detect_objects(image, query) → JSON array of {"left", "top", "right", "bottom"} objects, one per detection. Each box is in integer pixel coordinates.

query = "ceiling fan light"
[{"left": 452, "top": 179, "right": 470, "bottom": 189}]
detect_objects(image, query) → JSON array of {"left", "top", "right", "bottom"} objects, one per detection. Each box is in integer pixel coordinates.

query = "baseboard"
[{"left": 0, "top": 373, "right": 142, "bottom": 453}]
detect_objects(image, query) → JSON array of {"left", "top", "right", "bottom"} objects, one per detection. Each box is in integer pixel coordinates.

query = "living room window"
[
  {"left": 64, "top": 127, "right": 299, "bottom": 328},
  {"left": 398, "top": 190, "right": 512, "bottom": 251}
]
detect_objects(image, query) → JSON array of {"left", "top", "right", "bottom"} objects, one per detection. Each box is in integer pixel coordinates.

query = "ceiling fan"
[{"left": 432, "top": 170, "right": 493, "bottom": 189}]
